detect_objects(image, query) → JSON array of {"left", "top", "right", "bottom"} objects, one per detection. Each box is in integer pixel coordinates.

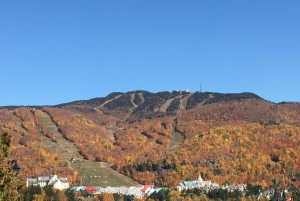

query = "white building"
[
  {"left": 26, "top": 175, "right": 70, "bottom": 190},
  {"left": 176, "top": 175, "right": 219, "bottom": 191},
  {"left": 92, "top": 185, "right": 149, "bottom": 199}
]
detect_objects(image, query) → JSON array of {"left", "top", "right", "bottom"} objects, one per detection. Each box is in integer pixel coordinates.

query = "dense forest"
[{"left": 1, "top": 91, "right": 300, "bottom": 189}]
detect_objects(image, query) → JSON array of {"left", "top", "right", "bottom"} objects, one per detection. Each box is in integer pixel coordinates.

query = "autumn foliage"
[
  {"left": 1, "top": 91, "right": 300, "bottom": 188},
  {"left": 0, "top": 108, "right": 79, "bottom": 184}
]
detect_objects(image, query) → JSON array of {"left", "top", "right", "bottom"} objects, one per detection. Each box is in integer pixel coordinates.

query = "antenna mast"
[{"left": 200, "top": 82, "right": 202, "bottom": 92}]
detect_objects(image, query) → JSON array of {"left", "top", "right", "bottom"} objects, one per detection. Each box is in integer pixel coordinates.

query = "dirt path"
[
  {"left": 198, "top": 94, "right": 214, "bottom": 106},
  {"left": 122, "top": 92, "right": 145, "bottom": 118},
  {"left": 93, "top": 95, "right": 122, "bottom": 113},
  {"left": 179, "top": 93, "right": 193, "bottom": 112},
  {"left": 158, "top": 97, "right": 180, "bottom": 113},
  {"left": 130, "top": 94, "right": 138, "bottom": 107},
  {"left": 106, "top": 125, "right": 123, "bottom": 142},
  {"left": 162, "top": 131, "right": 184, "bottom": 159},
  {"left": 138, "top": 93, "right": 145, "bottom": 104},
  {"left": 161, "top": 121, "right": 184, "bottom": 160},
  {"left": 123, "top": 94, "right": 139, "bottom": 121}
]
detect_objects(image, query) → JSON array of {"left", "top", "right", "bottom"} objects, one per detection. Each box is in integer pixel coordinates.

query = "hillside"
[
  {"left": 54, "top": 91, "right": 262, "bottom": 122},
  {"left": 1, "top": 91, "right": 300, "bottom": 188}
]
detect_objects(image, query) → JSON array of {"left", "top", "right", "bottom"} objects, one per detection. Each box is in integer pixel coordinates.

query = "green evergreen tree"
[
  {"left": 53, "top": 191, "right": 59, "bottom": 201},
  {"left": 22, "top": 185, "right": 42, "bottom": 201},
  {"left": 65, "top": 188, "right": 76, "bottom": 201},
  {"left": 147, "top": 191, "right": 158, "bottom": 201},
  {"left": 124, "top": 195, "right": 134, "bottom": 201},
  {"left": 157, "top": 189, "right": 170, "bottom": 201},
  {"left": 0, "top": 130, "right": 24, "bottom": 201},
  {"left": 113, "top": 193, "right": 124, "bottom": 201},
  {"left": 43, "top": 185, "right": 54, "bottom": 198},
  {"left": 23, "top": 192, "right": 31, "bottom": 201},
  {"left": 282, "top": 191, "right": 287, "bottom": 201}
]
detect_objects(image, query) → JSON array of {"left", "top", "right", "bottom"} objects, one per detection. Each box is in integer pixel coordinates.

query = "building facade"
[{"left": 26, "top": 175, "right": 69, "bottom": 190}]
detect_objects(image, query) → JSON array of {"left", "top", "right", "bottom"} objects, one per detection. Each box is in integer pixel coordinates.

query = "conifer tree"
[{"left": 0, "top": 130, "right": 23, "bottom": 201}]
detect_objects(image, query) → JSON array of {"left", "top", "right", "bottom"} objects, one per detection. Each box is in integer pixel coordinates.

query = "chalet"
[{"left": 26, "top": 175, "right": 70, "bottom": 190}]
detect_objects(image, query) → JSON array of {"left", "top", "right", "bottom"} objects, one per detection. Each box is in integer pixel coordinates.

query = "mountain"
[
  {"left": 1, "top": 91, "right": 300, "bottom": 187},
  {"left": 53, "top": 91, "right": 263, "bottom": 122}
]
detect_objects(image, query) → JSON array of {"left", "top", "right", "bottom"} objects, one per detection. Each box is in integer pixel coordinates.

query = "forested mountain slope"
[{"left": 1, "top": 91, "right": 300, "bottom": 187}]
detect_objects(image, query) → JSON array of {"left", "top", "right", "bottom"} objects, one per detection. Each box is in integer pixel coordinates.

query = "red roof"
[
  {"left": 142, "top": 185, "right": 154, "bottom": 192},
  {"left": 85, "top": 186, "right": 98, "bottom": 193}
]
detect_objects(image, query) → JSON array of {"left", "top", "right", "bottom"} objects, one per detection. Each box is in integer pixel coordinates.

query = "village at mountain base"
[{"left": 26, "top": 175, "right": 292, "bottom": 200}]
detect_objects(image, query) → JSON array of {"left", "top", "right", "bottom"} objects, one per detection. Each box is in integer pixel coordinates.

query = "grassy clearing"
[
  {"left": 36, "top": 110, "right": 83, "bottom": 160},
  {"left": 71, "top": 160, "right": 138, "bottom": 187},
  {"left": 36, "top": 110, "right": 138, "bottom": 187},
  {"left": 168, "top": 131, "right": 184, "bottom": 151}
]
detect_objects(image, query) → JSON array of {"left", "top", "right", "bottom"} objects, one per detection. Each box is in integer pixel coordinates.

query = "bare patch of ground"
[
  {"left": 198, "top": 94, "right": 214, "bottom": 106},
  {"left": 93, "top": 95, "right": 122, "bottom": 113},
  {"left": 179, "top": 94, "right": 193, "bottom": 112},
  {"left": 158, "top": 97, "right": 179, "bottom": 113},
  {"left": 138, "top": 93, "right": 145, "bottom": 104},
  {"left": 123, "top": 94, "right": 139, "bottom": 121}
]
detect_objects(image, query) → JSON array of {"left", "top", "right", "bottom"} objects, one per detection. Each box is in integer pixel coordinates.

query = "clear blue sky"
[{"left": 1, "top": 1, "right": 299, "bottom": 106}]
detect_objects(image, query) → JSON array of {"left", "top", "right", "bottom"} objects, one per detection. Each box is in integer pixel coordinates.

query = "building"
[
  {"left": 176, "top": 175, "right": 219, "bottom": 191},
  {"left": 26, "top": 175, "right": 70, "bottom": 190},
  {"left": 142, "top": 184, "right": 154, "bottom": 197}
]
